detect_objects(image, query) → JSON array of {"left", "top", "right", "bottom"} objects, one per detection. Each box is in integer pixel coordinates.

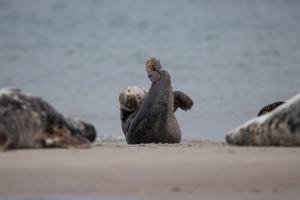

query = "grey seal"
[
  {"left": 226, "top": 94, "right": 300, "bottom": 146},
  {"left": 0, "top": 88, "right": 97, "bottom": 150},
  {"left": 119, "top": 57, "right": 193, "bottom": 144}
]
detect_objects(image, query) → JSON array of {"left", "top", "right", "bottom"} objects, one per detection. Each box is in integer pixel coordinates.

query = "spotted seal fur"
[{"left": 226, "top": 94, "right": 300, "bottom": 146}]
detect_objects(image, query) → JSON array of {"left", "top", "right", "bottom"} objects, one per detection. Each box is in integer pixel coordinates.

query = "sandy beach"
[{"left": 0, "top": 142, "right": 300, "bottom": 200}]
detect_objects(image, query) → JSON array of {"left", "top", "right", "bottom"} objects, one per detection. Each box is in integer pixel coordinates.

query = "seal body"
[
  {"left": 226, "top": 93, "right": 300, "bottom": 146},
  {"left": 119, "top": 57, "right": 193, "bottom": 144},
  {"left": 0, "top": 88, "right": 97, "bottom": 150}
]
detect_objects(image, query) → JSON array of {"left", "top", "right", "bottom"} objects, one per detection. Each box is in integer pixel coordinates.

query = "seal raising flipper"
[
  {"left": 0, "top": 88, "right": 97, "bottom": 150},
  {"left": 119, "top": 57, "right": 193, "bottom": 144}
]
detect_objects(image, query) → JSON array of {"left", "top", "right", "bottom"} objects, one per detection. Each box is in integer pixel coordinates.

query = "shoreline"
[{"left": 1, "top": 142, "right": 300, "bottom": 200}]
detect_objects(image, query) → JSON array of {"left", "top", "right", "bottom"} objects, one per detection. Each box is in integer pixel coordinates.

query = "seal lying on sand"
[
  {"left": 0, "top": 88, "right": 96, "bottom": 150},
  {"left": 119, "top": 57, "right": 193, "bottom": 144},
  {"left": 226, "top": 94, "right": 300, "bottom": 146}
]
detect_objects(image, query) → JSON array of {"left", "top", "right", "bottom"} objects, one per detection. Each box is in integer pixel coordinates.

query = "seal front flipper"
[
  {"left": 173, "top": 91, "right": 193, "bottom": 112},
  {"left": 257, "top": 101, "right": 285, "bottom": 116}
]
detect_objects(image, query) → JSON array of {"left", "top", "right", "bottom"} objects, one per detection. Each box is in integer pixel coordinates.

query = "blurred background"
[{"left": 0, "top": 0, "right": 299, "bottom": 141}]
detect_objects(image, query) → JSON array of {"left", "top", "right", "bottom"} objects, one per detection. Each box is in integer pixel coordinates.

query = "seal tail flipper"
[
  {"left": 145, "top": 57, "right": 162, "bottom": 82},
  {"left": 173, "top": 91, "right": 193, "bottom": 112}
]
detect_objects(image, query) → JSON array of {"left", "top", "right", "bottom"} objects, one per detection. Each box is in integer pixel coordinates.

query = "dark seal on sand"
[
  {"left": 0, "top": 88, "right": 96, "bottom": 150},
  {"left": 226, "top": 94, "right": 300, "bottom": 146},
  {"left": 119, "top": 57, "right": 193, "bottom": 144}
]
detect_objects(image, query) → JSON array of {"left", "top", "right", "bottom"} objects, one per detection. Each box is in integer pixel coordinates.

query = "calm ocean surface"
[
  {"left": 0, "top": 0, "right": 299, "bottom": 141},
  {"left": 0, "top": 196, "right": 137, "bottom": 200}
]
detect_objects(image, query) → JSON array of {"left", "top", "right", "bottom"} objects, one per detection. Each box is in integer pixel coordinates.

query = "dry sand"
[{"left": 0, "top": 142, "right": 300, "bottom": 200}]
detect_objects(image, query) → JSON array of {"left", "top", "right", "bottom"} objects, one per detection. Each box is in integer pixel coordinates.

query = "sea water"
[{"left": 0, "top": 196, "right": 138, "bottom": 200}]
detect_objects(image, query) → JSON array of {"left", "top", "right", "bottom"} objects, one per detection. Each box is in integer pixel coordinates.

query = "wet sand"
[{"left": 0, "top": 142, "right": 300, "bottom": 200}]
